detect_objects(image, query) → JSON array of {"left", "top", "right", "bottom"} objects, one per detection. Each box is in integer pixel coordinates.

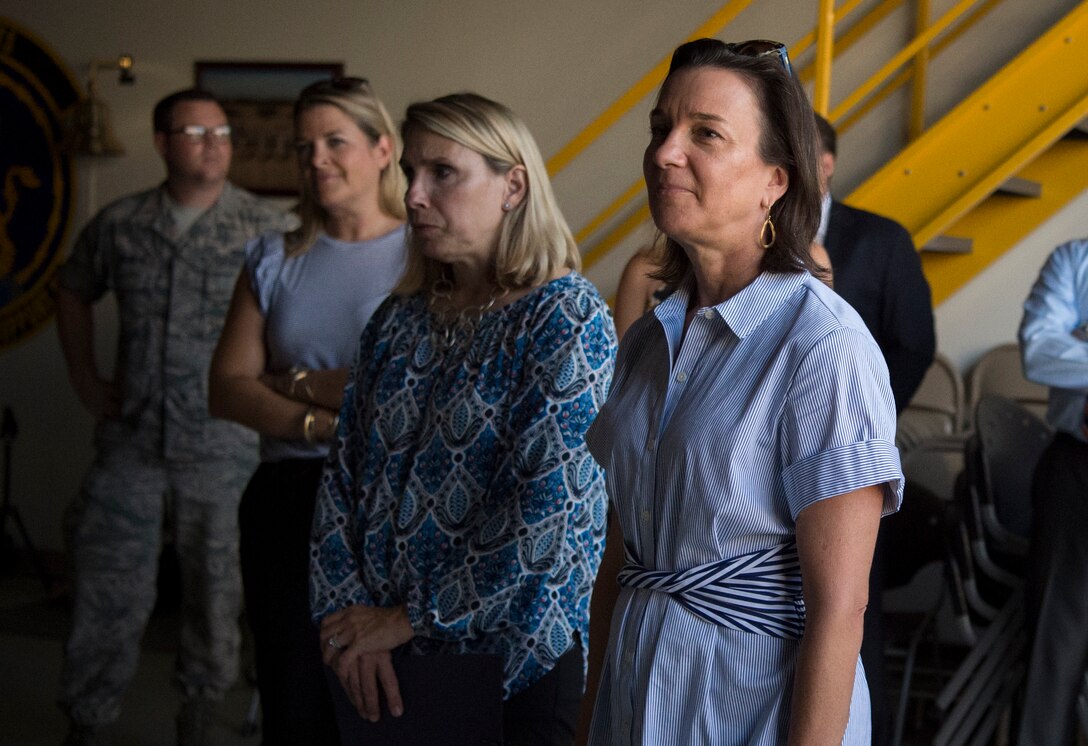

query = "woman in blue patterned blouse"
[
  {"left": 310, "top": 92, "right": 617, "bottom": 743},
  {"left": 585, "top": 40, "right": 903, "bottom": 744}
]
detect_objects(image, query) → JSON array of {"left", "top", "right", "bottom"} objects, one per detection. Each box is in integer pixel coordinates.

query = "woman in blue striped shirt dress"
[{"left": 585, "top": 39, "right": 903, "bottom": 745}]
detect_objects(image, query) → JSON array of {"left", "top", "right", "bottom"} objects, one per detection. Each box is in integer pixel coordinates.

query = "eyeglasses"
[
  {"left": 168, "top": 124, "right": 232, "bottom": 143},
  {"left": 724, "top": 39, "right": 793, "bottom": 76},
  {"left": 299, "top": 76, "right": 371, "bottom": 97}
]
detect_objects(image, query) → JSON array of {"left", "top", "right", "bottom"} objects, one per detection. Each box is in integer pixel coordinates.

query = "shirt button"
[
  {"left": 702, "top": 309, "right": 714, "bottom": 319},
  {"left": 645, "top": 437, "right": 655, "bottom": 451},
  {"left": 641, "top": 509, "right": 651, "bottom": 524},
  {"left": 675, "top": 371, "right": 688, "bottom": 383}
]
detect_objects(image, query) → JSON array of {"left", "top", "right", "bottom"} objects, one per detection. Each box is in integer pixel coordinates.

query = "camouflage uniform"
[{"left": 56, "top": 183, "right": 290, "bottom": 726}]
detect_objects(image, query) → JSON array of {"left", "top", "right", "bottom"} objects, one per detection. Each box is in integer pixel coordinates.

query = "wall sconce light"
[
  {"left": 63, "top": 54, "right": 135, "bottom": 157},
  {"left": 117, "top": 54, "right": 135, "bottom": 84}
]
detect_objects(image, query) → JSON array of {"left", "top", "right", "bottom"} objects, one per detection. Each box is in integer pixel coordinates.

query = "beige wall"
[{"left": 1, "top": 0, "right": 1083, "bottom": 551}]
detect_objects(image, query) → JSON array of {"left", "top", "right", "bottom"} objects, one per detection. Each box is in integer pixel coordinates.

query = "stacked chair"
[
  {"left": 886, "top": 345, "right": 1054, "bottom": 746},
  {"left": 929, "top": 396, "right": 1049, "bottom": 745},
  {"left": 896, "top": 352, "right": 965, "bottom": 452},
  {"left": 965, "top": 342, "right": 1049, "bottom": 423}
]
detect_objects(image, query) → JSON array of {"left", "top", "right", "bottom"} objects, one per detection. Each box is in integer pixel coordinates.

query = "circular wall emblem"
[{"left": 0, "top": 17, "right": 79, "bottom": 350}]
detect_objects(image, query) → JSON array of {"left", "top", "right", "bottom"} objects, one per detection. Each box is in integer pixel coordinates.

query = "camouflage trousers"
[{"left": 59, "top": 439, "right": 254, "bottom": 726}]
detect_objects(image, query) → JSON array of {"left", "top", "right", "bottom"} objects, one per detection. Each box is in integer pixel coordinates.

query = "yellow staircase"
[{"left": 846, "top": 1, "right": 1088, "bottom": 305}]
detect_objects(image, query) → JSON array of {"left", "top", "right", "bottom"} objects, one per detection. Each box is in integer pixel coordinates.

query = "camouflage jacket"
[{"left": 58, "top": 182, "right": 293, "bottom": 462}]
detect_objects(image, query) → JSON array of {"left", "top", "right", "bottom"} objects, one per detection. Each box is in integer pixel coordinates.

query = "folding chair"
[
  {"left": 896, "top": 352, "right": 966, "bottom": 452},
  {"left": 972, "top": 395, "right": 1051, "bottom": 554},
  {"left": 965, "top": 344, "right": 1048, "bottom": 423}
]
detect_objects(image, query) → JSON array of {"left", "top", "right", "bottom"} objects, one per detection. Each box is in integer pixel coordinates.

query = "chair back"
[
  {"left": 966, "top": 343, "right": 1049, "bottom": 421},
  {"left": 901, "top": 436, "right": 966, "bottom": 503},
  {"left": 897, "top": 352, "right": 966, "bottom": 451},
  {"left": 973, "top": 395, "right": 1052, "bottom": 539}
]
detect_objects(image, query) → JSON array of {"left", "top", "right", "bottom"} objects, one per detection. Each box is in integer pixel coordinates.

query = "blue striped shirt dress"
[{"left": 586, "top": 270, "right": 904, "bottom": 744}]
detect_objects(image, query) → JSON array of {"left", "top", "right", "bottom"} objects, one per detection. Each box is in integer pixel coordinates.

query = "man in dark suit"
[
  {"left": 814, "top": 114, "right": 936, "bottom": 746},
  {"left": 815, "top": 114, "right": 936, "bottom": 414}
]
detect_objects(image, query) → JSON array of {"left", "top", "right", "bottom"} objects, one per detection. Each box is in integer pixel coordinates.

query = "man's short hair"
[
  {"left": 152, "top": 88, "right": 222, "bottom": 133},
  {"left": 814, "top": 112, "right": 837, "bottom": 157}
]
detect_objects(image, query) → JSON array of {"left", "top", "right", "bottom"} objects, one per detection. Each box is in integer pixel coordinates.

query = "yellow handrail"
[
  {"left": 838, "top": 0, "right": 1001, "bottom": 133},
  {"left": 911, "top": 0, "right": 932, "bottom": 139},
  {"left": 828, "top": 0, "right": 981, "bottom": 123},
  {"left": 575, "top": 180, "right": 645, "bottom": 244},
  {"left": 812, "top": 0, "right": 837, "bottom": 115},
  {"left": 545, "top": 0, "right": 755, "bottom": 177},
  {"left": 796, "top": 0, "right": 905, "bottom": 87},
  {"left": 582, "top": 205, "right": 653, "bottom": 270}
]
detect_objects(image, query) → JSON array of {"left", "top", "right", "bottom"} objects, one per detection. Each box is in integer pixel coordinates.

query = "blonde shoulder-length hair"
[
  {"left": 285, "top": 78, "right": 406, "bottom": 256},
  {"left": 395, "top": 92, "right": 579, "bottom": 295}
]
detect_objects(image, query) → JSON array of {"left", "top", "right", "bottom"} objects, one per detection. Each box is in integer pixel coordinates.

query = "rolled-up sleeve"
[{"left": 781, "top": 326, "right": 904, "bottom": 519}]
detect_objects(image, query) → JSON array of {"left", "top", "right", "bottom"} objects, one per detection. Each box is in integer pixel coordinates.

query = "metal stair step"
[
  {"left": 1068, "top": 116, "right": 1088, "bottom": 138},
  {"left": 923, "top": 236, "right": 974, "bottom": 254},
  {"left": 996, "top": 177, "right": 1041, "bottom": 198}
]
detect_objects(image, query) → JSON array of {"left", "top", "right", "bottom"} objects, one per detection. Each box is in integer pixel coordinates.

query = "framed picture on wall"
[{"left": 194, "top": 61, "right": 343, "bottom": 195}]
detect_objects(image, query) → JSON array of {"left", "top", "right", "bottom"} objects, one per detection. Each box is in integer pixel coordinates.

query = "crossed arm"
[{"left": 208, "top": 269, "right": 345, "bottom": 441}]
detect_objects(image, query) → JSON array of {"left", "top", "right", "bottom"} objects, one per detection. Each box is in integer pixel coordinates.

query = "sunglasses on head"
[{"left": 723, "top": 39, "right": 793, "bottom": 75}]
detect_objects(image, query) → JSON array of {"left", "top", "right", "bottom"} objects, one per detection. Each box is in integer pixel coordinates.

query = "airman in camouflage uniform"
[{"left": 55, "top": 88, "right": 293, "bottom": 745}]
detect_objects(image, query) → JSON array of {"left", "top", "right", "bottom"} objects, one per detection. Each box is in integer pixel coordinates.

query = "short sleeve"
[
  {"left": 243, "top": 232, "right": 286, "bottom": 317},
  {"left": 780, "top": 326, "right": 903, "bottom": 519},
  {"left": 57, "top": 212, "right": 110, "bottom": 302}
]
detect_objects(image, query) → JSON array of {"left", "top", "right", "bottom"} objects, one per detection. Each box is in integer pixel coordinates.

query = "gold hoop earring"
[{"left": 759, "top": 211, "right": 776, "bottom": 249}]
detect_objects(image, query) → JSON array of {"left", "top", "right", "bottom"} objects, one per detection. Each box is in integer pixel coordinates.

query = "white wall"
[{"left": 1, "top": 0, "right": 1083, "bottom": 552}]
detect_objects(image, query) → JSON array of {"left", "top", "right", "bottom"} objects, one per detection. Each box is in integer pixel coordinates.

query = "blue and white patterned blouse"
[
  {"left": 311, "top": 272, "right": 617, "bottom": 697},
  {"left": 586, "top": 271, "right": 903, "bottom": 745}
]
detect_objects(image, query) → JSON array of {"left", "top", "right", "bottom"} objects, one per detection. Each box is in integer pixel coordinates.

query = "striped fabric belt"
[{"left": 617, "top": 540, "right": 805, "bottom": 640}]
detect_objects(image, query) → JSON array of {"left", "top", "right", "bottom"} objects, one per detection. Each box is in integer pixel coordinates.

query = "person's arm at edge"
[
  {"left": 56, "top": 286, "right": 119, "bottom": 420},
  {"left": 788, "top": 484, "right": 884, "bottom": 745},
  {"left": 614, "top": 253, "right": 657, "bottom": 340}
]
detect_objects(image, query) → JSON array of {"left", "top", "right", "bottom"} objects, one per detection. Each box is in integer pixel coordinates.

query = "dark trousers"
[
  {"left": 328, "top": 644, "right": 583, "bottom": 746},
  {"left": 503, "top": 644, "right": 583, "bottom": 745},
  {"left": 240, "top": 458, "right": 338, "bottom": 746},
  {"left": 1018, "top": 433, "right": 1088, "bottom": 745}
]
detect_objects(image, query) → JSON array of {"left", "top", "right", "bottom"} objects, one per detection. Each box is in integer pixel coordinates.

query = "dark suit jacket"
[{"left": 824, "top": 200, "right": 936, "bottom": 414}]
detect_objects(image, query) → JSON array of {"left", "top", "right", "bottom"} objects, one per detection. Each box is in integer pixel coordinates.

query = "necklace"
[{"left": 428, "top": 275, "right": 506, "bottom": 352}]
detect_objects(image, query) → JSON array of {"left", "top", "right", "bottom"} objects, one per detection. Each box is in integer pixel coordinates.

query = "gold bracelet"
[
  {"left": 302, "top": 406, "right": 318, "bottom": 444},
  {"left": 289, "top": 367, "right": 318, "bottom": 402},
  {"left": 286, "top": 367, "right": 302, "bottom": 398}
]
